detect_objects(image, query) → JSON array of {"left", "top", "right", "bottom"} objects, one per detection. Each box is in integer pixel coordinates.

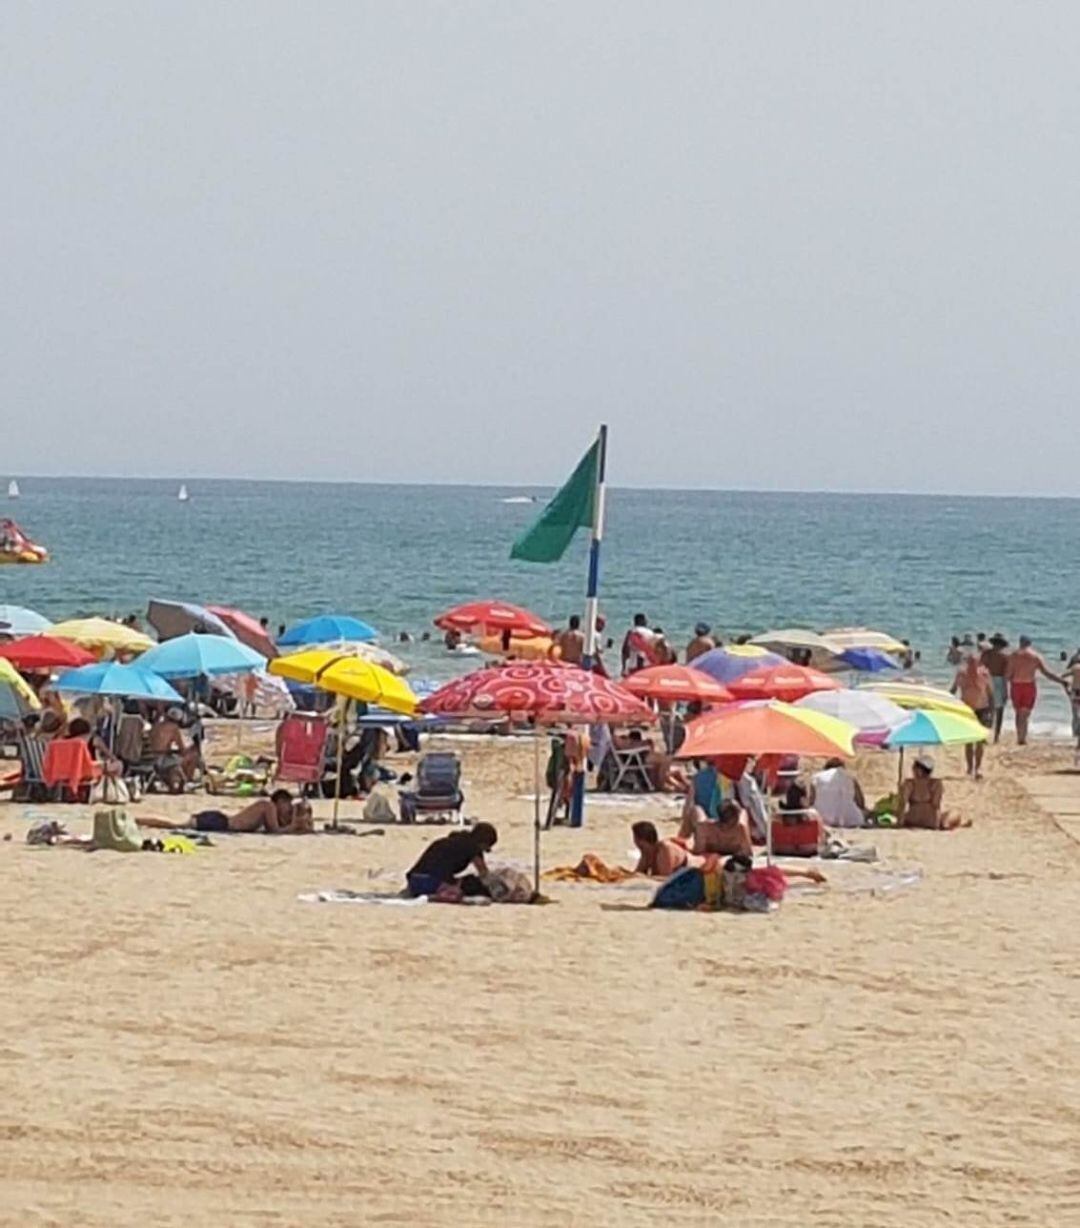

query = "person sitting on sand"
[
  {"left": 138, "top": 790, "right": 313, "bottom": 834},
  {"left": 810, "top": 758, "right": 867, "bottom": 828},
  {"left": 148, "top": 707, "right": 201, "bottom": 792},
  {"left": 687, "top": 799, "right": 754, "bottom": 858},
  {"left": 898, "top": 756, "right": 969, "bottom": 830},
  {"left": 631, "top": 820, "right": 702, "bottom": 877},
  {"left": 405, "top": 822, "right": 498, "bottom": 897}
]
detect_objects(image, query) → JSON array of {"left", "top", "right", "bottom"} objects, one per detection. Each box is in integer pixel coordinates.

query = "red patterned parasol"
[
  {"left": 419, "top": 661, "right": 653, "bottom": 725},
  {"left": 724, "top": 664, "right": 841, "bottom": 703},
  {"left": 433, "top": 601, "right": 552, "bottom": 640}
]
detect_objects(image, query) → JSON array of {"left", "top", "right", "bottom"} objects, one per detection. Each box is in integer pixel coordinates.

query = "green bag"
[{"left": 92, "top": 808, "right": 143, "bottom": 852}]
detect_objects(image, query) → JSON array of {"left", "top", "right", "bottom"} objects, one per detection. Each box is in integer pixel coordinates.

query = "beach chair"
[
  {"left": 115, "top": 714, "right": 160, "bottom": 792},
  {"left": 42, "top": 738, "right": 101, "bottom": 803},
  {"left": 275, "top": 714, "right": 329, "bottom": 789},
  {"left": 398, "top": 752, "right": 464, "bottom": 824},
  {"left": 13, "top": 735, "right": 51, "bottom": 802}
]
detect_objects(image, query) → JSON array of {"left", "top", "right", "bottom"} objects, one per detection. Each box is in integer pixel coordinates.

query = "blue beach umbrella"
[
  {"left": 692, "top": 646, "right": 786, "bottom": 685},
  {"left": 838, "top": 647, "right": 899, "bottom": 673},
  {"left": 278, "top": 614, "right": 378, "bottom": 647},
  {"left": 138, "top": 633, "right": 266, "bottom": 678},
  {"left": 0, "top": 605, "right": 52, "bottom": 637},
  {"left": 54, "top": 661, "right": 184, "bottom": 703}
]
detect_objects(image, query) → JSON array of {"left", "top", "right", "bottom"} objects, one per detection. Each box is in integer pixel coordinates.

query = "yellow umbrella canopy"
[
  {"left": 749, "top": 628, "right": 842, "bottom": 655},
  {"left": 46, "top": 617, "right": 154, "bottom": 654},
  {"left": 862, "top": 681, "right": 977, "bottom": 719},
  {"left": 823, "top": 627, "right": 907, "bottom": 655},
  {"left": 270, "top": 649, "right": 416, "bottom": 716},
  {"left": 0, "top": 659, "right": 41, "bottom": 709}
]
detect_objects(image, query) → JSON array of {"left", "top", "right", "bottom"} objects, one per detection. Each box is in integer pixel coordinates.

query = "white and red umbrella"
[
  {"left": 420, "top": 663, "right": 653, "bottom": 887},
  {"left": 434, "top": 601, "right": 552, "bottom": 641},
  {"left": 622, "top": 663, "right": 733, "bottom": 705}
]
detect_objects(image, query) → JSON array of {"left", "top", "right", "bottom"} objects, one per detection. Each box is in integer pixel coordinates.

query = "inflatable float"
[{"left": 0, "top": 519, "right": 48, "bottom": 565}]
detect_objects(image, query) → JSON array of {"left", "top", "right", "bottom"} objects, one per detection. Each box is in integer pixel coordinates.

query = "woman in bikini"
[{"left": 898, "top": 757, "right": 970, "bottom": 830}]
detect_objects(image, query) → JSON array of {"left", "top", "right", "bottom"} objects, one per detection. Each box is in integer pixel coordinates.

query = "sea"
[{"left": 3, "top": 478, "right": 1078, "bottom": 734}]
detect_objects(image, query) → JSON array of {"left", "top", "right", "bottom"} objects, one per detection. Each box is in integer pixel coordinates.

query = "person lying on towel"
[
  {"left": 405, "top": 822, "right": 498, "bottom": 899},
  {"left": 138, "top": 790, "right": 314, "bottom": 834}
]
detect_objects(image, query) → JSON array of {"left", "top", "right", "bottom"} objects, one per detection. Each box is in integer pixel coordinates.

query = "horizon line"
[{"left": 4, "top": 472, "right": 1080, "bottom": 501}]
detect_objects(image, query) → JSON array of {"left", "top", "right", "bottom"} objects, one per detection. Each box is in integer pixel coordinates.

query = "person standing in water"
[{"left": 1005, "top": 636, "right": 1063, "bottom": 746}]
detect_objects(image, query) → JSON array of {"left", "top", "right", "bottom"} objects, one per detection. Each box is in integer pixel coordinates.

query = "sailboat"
[
  {"left": 177, "top": 483, "right": 189, "bottom": 503},
  {"left": 7, "top": 480, "right": 19, "bottom": 499}
]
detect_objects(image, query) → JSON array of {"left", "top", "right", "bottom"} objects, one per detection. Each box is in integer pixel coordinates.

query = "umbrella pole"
[
  {"left": 533, "top": 724, "right": 541, "bottom": 894},
  {"left": 897, "top": 746, "right": 904, "bottom": 792},
  {"left": 332, "top": 697, "right": 348, "bottom": 830}
]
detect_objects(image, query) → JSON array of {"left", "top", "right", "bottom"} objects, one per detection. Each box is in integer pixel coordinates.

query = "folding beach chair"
[
  {"left": 13, "top": 735, "right": 50, "bottom": 802},
  {"left": 42, "top": 738, "right": 102, "bottom": 803},
  {"left": 274, "top": 714, "right": 329, "bottom": 790},
  {"left": 398, "top": 752, "right": 464, "bottom": 824}
]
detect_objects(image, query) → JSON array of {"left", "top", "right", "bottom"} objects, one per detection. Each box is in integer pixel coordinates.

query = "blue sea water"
[{"left": 3, "top": 478, "right": 1078, "bottom": 728}]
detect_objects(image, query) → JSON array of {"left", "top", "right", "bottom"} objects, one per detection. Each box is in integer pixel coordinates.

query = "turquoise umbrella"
[
  {"left": 54, "top": 662, "right": 183, "bottom": 703},
  {"left": 138, "top": 633, "right": 265, "bottom": 678}
]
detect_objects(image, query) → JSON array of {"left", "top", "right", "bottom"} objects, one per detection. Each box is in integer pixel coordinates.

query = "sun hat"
[{"left": 915, "top": 754, "right": 935, "bottom": 772}]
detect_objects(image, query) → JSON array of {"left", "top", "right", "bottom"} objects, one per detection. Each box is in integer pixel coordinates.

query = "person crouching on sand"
[{"left": 405, "top": 822, "right": 498, "bottom": 898}]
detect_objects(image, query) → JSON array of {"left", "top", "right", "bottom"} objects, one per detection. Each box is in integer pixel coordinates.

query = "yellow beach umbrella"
[
  {"left": 270, "top": 650, "right": 416, "bottom": 827},
  {"left": 823, "top": 627, "right": 907, "bottom": 655},
  {"left": 0, "top": 659, "right": 40, "bottom": 710},
  {"left": 46, "top": 617, "right": 154, "bottom": 655},
  {"left": 862, "top": 681, "right": 976, "bottom": 719}
]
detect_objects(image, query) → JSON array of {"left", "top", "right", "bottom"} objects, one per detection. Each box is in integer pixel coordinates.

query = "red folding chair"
[{"left": 274, "top": 715, "right": 329, "bottom": 788}]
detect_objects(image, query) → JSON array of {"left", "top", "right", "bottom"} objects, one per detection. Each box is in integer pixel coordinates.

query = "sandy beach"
[{"left": 2, "top": 729, "right": 1078, "bottom": 1227}]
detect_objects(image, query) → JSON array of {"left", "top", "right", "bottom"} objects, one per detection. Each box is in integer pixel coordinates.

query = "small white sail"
[
  {"left": 7, "top": 480, "right": 19, "bottom": 498},
  {"left": 177, "top": 483, "right": 189, "bottom": 502}
]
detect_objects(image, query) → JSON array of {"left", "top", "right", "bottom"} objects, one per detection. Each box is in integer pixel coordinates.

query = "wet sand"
[{"left": 1, "top": 731, "right": 1078, "bottom": 1226}]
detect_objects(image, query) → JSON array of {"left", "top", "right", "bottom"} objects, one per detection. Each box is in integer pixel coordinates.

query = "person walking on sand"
[
  {"left": 951, "top": 653, "right": 993, "bottom": 778},
  {"left": 1005, "top": 636, "right": 1063, "bottom": 746},
  {"left": 1060, "top": 653, "right": 1080, "bottom": 767},
  {"left": 980, "top": 633, "right": 1010, "bottom": 743}
]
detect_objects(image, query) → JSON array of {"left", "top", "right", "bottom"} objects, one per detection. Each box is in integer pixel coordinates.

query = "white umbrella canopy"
[
  {"left": 750, "top": 628, "right": 842, "bottom": 655},
  {"left": 279, "top": 640, "right": 409, "bottom": 676},
  {"left": 795, "top": 689, "right": 910, "bottom": 735}
]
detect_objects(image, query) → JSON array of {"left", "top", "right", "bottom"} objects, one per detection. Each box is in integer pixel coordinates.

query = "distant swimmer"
[
  {"left": 1005, "top": 635, "right": 1063, "bottom": 746},
  {"left": 554, "top": 614, "right": 584, "bottom": 665}
]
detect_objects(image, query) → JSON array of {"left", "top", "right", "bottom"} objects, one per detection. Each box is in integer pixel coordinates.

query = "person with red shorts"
[{"left": 1005, "top": 636, "right": 1063, "bottom": 746}]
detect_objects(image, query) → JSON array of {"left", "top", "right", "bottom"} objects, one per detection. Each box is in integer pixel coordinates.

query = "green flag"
[{"left": 510, "top": 439, "right": 599, "bottom": 563}]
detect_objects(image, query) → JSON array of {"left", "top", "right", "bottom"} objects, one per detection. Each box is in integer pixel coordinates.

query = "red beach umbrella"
[
  {"left": 207, "top": 605, "right": 278, "bottom": 659},
  {"left": 434, "top": 601, "right": 552, "bottom": 640},
  {"left": 725, "top": 664, "right": 841, "bottom": 703},
  {"left": 420, "top": 663, "right": 654, "bottom": 891},
  {"left": 622, "top": 663, "right": 733, "bottom": 705},
  {"left": 0, "top": 635, "right": 95, "bottom": 671}
]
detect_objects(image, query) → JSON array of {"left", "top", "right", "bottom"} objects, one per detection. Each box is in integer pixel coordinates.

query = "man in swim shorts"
[
  {"left": 138, "top": 790, "right": 313, "bottom": 834},
  {"left": 980, "top": 633, "right": 1010, "bottom": 743},
  {"left": 1005, "top": 636, "right": 1062, "bottom": 746}
]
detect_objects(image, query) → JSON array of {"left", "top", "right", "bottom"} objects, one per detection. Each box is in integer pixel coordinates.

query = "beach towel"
[{"left": 543, "top": 853, "right": 637, "bottom": 883}]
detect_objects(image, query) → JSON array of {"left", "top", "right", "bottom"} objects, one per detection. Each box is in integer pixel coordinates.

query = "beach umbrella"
[
  {"left": 434, "top": 601, "right": 551, "bottom": 640},
  {"left": 420, "top": 663, "right": 654, "bottom": 890},
  {"left": 622, "top": 664, "right": 733, "bottom": 705},
  {"left": 53, "top": 661, "right": 183, "bottom": 703},
  {"left": 278, "top": 614, "right": 378, "bottom": 647},
  {"left": 138, "top": 633, "right": 266, "bottom": 679},
  {"left": 691, "top": 646, "right": 786, "bottom": 685},
  {"left": 0, "top": 635, "right": 95, "bottom": 671},
  {"left": 795, "top": 689, "right": 910, "bottom": 746},
  {"left": 215, "top": 669, "right": 295, "bottom": 717},
  {"left": 674, "top": 701, "right": 856, "bottom": 760},
  {"left": 823, "top": 627, "right": 907, "bottom": 655},
  {"left": 835, "top": 647, "right": 899, "bottom": 673},
  {"left": 861, "top": 681, "right": 977, "bottom": 719},
  {"left": 147, "top": 598, "right": 233, "bottom": 643},
  {"left": 206, "top": 605, "right": 278, "bottom": 659},
  {"left": 46, "top": 618, "right": 154, "bottom": 655},
  {"left": 884, "top": 707, "right": 988, "bottom": 787},
  {"left": 726, "top": 664, "right": 841, "bottom": 703},
  {"left": 0, "top": 659, "right": 40, "bottom": 720},
  {"left": 269, "top": 649, "right": 417, "bottom": 827},
  {"left": 0, "top": 605, "right": 52, "bottom": 637},
  {"left": 749, "top": 628, "right": 842, "bottom": 656}
]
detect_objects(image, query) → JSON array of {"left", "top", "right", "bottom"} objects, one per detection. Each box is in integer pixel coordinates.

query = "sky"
[{"left": 2, "top": 2, "right": 1078, "bottom": 494}]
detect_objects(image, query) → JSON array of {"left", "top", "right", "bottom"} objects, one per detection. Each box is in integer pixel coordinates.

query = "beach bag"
[
  {"left": 650, "top": 866, "right": 706, "bottom": 910},
  {"left": 363, "top": 789, "right": 397, "bottom": 825},
  {"left": 92, "top": 808, "right": 143, "bottom": 852},
  {"left": 484, "top": 866, "right": 535, "bottom": 903},
  {"left": 89, "top": 771, "right": 131, "bottom": 807}
]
